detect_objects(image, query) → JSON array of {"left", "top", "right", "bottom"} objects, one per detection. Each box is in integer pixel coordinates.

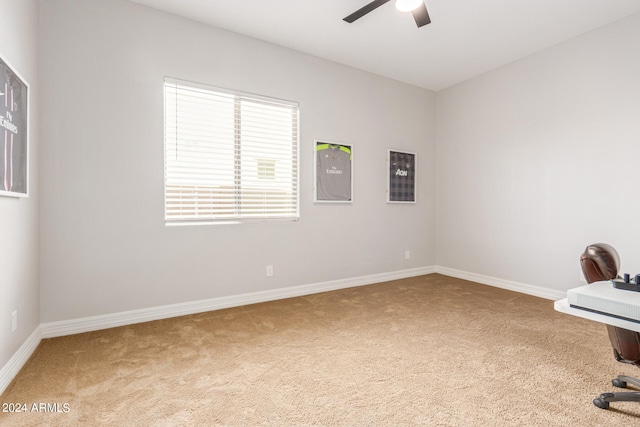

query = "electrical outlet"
[
  {"left": 405, "top": 250, "right": 411, "bottom": 260},
  {"left": 266, "top": 265, "right": 274, "bottom": 277},
  {"left": 11, "top": 310, "right": 17, "bottom": 333}
]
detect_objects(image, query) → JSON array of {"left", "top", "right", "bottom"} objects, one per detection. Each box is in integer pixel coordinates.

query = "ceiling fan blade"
[
  {"left": 412, "top": 2, "right": 431, "bottom": 27},
  {"left": 343, "top": 0, "right": 392, "bottom": 23}
]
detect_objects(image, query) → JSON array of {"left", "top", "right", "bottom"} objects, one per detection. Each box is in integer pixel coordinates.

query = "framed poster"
[
  {"left": 314, "top": 140, "right": 353, "bottom": 203},
  {"left": 387, "top": 150, "right": 416, "bottom": 203},
  {"left": 0, "top": 53, "right": 29, "bottom": 198}
]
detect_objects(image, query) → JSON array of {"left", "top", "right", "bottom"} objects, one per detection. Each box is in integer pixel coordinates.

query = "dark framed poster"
[
  {"left": 0, "top": 53, "right": 29, "bottom": 198},
  {"left": 387, "top": 149, "right": 416, "bottom": 203},
  {"left": 314, "top": 140, "right": 353, "bottom": 203}
]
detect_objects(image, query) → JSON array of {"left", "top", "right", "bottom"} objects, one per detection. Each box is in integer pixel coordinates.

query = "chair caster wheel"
[
  {"left": 612, "top": 378, "right": 627, "bottom": 388},
  {"left": 593, "top": 398, "right": 609, "bottom": 409}
]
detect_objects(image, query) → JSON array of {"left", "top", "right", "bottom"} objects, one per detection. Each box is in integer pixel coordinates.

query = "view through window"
[{"left": 164, "top": 78, "right": 299, "bottom": 224}]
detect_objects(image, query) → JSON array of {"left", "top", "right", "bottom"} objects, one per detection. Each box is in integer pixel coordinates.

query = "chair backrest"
[
  {"left": 580, "top": 243, "right": 640, "bottom": 367},
  {"left": 580, "top": 243, "right": 620, "bottom": 283}
]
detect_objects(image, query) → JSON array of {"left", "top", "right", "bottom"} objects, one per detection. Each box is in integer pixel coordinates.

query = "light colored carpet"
[{"left": 2, "top": 274, "right": 640, "bottom": 426}]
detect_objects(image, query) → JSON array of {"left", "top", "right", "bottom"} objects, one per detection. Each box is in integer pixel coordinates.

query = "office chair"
[{"left": 580, "top": 243, "right": 640, "bottom": 409}]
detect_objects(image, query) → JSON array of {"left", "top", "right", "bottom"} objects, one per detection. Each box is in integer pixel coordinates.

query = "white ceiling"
[{"left": 129, "top": 0, "right": 640, "bottom": 91}]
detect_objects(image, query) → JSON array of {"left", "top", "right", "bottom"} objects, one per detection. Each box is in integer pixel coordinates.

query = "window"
[{"left": 164, "top": 78, "right": 299, "bottom": 224}]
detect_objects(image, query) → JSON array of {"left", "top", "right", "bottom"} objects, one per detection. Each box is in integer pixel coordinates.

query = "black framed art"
[
  {"left": 0, "top": 53, "right": 29, "bottom": 198},
  {"left": 387, "top": 149, "right": 416, "bottom": 203}
]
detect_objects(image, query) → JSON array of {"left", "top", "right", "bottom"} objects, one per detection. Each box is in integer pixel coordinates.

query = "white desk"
[
  {"left": 555, "top": 281, "right": 640, "bottom": 333},
  {"left": 554, "top": 299, "right": 640, "bottom": 333}
]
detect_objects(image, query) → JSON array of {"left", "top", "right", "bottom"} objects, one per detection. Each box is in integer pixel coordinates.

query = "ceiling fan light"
[{"left": 395, "top": 0, "right": 423, "bottom": 12}]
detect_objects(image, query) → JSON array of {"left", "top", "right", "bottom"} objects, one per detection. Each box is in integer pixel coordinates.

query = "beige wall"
[
  {"left": 436, "top": 13, "right": 640, "bottom": 291},
  {"left": 39, "top": 0, "right": 437, "bottom": 322},
  {"left": 0, "top": 0, "right": 40, "bottom": 377}
]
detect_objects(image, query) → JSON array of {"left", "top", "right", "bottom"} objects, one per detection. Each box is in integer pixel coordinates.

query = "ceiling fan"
[{"left": 344, "top": 0, "right": 431, "bottom": 28}]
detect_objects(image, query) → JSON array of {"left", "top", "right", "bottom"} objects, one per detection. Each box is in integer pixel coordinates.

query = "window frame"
[{"left": 163, "top": 77, "right": 300, "bottom": 225}]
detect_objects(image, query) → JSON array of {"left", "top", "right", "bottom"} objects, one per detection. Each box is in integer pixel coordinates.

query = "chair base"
[{"left": 593, "top": 375, "right": 640, "bottom": 409}]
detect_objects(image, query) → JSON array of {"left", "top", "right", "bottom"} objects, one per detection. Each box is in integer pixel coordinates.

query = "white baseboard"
[
  {"left": 3, "top": 265, "right": 563, "bottom": 396},
  {"left": 41, "top": 266, "right": 437, "bottom": 339},
  {"left": 436, "top": 266, "right": 566, "bottom": 301},
  {"left": 0, "top": 326, "right": 42, "bottom": 396}
]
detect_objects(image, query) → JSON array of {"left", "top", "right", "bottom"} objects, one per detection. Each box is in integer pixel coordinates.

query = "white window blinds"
[{"left": 164, "top": 78, "right": 299, "bottom": 224}]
